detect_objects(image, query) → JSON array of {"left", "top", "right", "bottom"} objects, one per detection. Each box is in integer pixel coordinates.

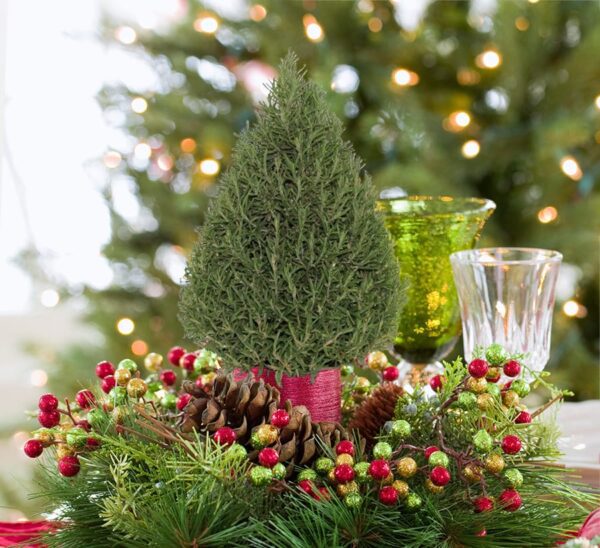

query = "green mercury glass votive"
[{"left": 377, "top": 196, "right": 495, "bottom": 387}]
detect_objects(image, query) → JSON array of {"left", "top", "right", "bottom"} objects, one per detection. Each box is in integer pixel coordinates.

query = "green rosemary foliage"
[{"left": 179, "top": 53, "right": 402, "bottom": 378}]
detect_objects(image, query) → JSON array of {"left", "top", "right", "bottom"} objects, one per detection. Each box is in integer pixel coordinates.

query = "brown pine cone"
[
  {"left": 180, "top": 373, "right": 351, "bottom": 476},
  {"left": 348, "top": 383, "right": 403, "bottom": 447}
]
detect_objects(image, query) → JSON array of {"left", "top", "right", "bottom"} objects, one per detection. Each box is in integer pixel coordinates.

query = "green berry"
[
  {"left": 485, "top": 344, "right": 508, "bottom": 366},
  {"left": 354, "top": 461, "right": 370, "bottom": 482},
  {"left": 473, "top": 429, "right": 493, "bottom": 453},
  {"left": 250, "top": 431, "right": 266, "bottom": 449},
  {"left": 511, "top": 379, "right": 530, "bottom": 398},
  {"left": 298, "top": 469, "right": 318, "bottom": 482},
  {"left": 340, "top": 364, "right": 354, "bottom": 377},
  {"left": 110, "top": 386, "right": 128, "bottom": 405},
  {"left": 118, "top": 358, "right": 138, "bottom": 373},
  {"left": 458, "top": 391, "right": 477, "bottom": 409},
  {"left": 315, "top": 457, "right": 335, "bottom": 475},
  {"left": 405, "top": 492, "right": 422, "bottom": 510},
  {"left": 146, "top": 381, "right": 162, "bottom": 393},
  {"left": 250, "top": 466, "right": 273, "bottom": 486},
  {"left": 373, "top": 441, "right": 393, "bottom": 460},
  {"left": 504, "top": 468, "right": 523, "bottom": 488},
  {"left": 428, "top": 451, "right": 449, "bottom": 468},
  {"left": 193, "top": 349, "right": 219, "bottom": 374},
  {"left": 344, "top": 493, "right": 362, "bottom": 508},
  {"left": 66, "top": 430, "right": 87, "bottom": 449},
  {"left": 391, "top": 419, "right": 411, "bottom": 439},
  {"left": 486, "top": 384, "right": 501, "bottom": 398},
  {"left": 272, "top": 463, "right": 286, "bottom": 480},
  {"left": 227, "top": 443, "right": 248, "bottom": 459},
  {"left": 160, "top": 393, "right": 177, "bottom": 410},
  {"left": 87, "top": 408, "right": 105, "bottom": 427}
]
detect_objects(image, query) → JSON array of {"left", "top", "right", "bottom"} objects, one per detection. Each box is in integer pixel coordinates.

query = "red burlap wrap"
[{"left": 234, "top": 367, "right": 342, "bottom": 423}]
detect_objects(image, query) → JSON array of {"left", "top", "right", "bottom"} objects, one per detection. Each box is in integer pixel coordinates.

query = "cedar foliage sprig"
[{"left": 179, "top": 53, "right": 403, "bottom": 378}]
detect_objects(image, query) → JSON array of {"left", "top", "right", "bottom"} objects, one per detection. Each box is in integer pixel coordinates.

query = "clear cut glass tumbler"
[{"left": 450, "top": 248, "right": 562, "bottom": 375}]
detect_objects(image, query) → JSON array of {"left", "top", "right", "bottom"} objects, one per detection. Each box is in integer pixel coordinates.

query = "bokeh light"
[
  {"left": 476, "top": 49, "right": 502, "bottom": 69},
  {"left": 194, "top": 14, "right": 219, "bottom": 34},
  {"left": 199, "top": 158, "right": 220, "bottom": 176},
  {"left": 115, "top": 26, "right": 137, "bottom": 45},
  {"left": 537, "top": 206, "right": 558, "bottom": 224},
  {"left": 131, "top": 97, "right": 148, "bottom": 114},
  {"left": 560, "top": 156, "right": 582, "bottom": 180},
  {"left": 180, "top": 138, "right": 197, "bottom": 153},
  {"left": 392, "top": 68, "right": 419, "bottom": 87},
  {"left": 117, "top": 317, "right": 135, "bottom": 335},
  {"left": 131, "top": 339, "right": 149, "bottom": 356},
  {"left": 249, "top": 4, "right": 267, "bottom": 22},
  {"left": 303, "top": 15, "right": 324, "bottom": 42},
  {"left": 40, "top": 289, "right": 60, "bottom": 308},
  {"left": 30, "top": 369, "right": 48, "bottom": 387},
  {"left": 103, "top": 150, "right": 122, "bottom": 168},
  {"left": 461, "top": 140, "right": 480, "bottom": 158}
]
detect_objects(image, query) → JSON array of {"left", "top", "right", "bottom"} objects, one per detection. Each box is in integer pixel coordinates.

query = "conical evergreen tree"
[{"left": 179, "top": 53, "right": 402, "bottom": 378}]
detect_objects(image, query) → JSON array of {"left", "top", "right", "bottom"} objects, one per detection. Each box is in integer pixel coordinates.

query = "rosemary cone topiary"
[{"left": 179, "top": 52, "right": 402, "bottom": 379}]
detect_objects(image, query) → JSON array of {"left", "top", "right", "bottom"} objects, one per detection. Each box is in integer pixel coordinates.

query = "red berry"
[
  {"left": 379, "top": 485, "right": 398, "bottom": 505},
  {"left": 213, "top": 427, "right": 236, "bottom": 446},
  {"left": 167, "top": 346, "right": 186, "bottom": 366},
  {"left": 95, "top": 361, "right": 115, "bottom": 379},
  {"left": 58, "top": 455, "right": 81, "bottom": 477},
  {"left": 180, "top": 352, "right": 197, "bottom": 371},
  {"left": 23, "top": 439, "right": 43, "bottom": 458},
  {"left": 38, "top": 410, "right": 60, "bottom": 428},
  {"left": 430, "top": 466, "right": 451, "bottom": 487},
  {"left": 101, "top": 375, "right": 116, "bottom": 394},
  {"left": 429, "top": 374, "right": 445, "bottom": 392},
  {"left": 258, "top": 448, "right": 279, "bottom": 468},
  {"left": 298, "top": 479, "right": 314, "bottom": 495},
  {"left": 160, "top": 370, "right": 177, "bottom": 386},
  {"left": 499, "top": 488, "right": 522, "bottom": 511},
  {"left": 176, "top": 393, "right": 193, "bottom": 411},
  {"left": 515, "top": 411, "right": 532, "bottom": 424},
  {"left": 383, "top": 366, "right": 399, "bottom": 382},
  {"left": 317, "top": 486, "right": 330, "bottom": 501},
  {"left": 502, "top": 381, "right": 513, "bottom": 391},
  {"left": 424, "top": 445, "right": 439, "bottom": 459},
  {"left": 473, "top": 496, "right": 494, "bottom": 513},
  {"left": 75, "top": 390, "right": 95, "bottom": 409},
  {"left": 468, "top": 359, "right": 489, "bottom": 379},
  {"left": 195, "top": 377, "right": 204, "bottom": 389},
  {"left": 86, "top": 437, "right": 101, "bottom": 450},
  {"left": 76, "top": 419, "right": 91, "bottom": 432},
  {"left": 476, "top": 530, "right": 487, "bottom": 537},
  {"left": 501, "top": 435, "right": 522, "bottom": 455},
  {"left": 335, "top": 440, "right": 355, "bottom": 456},
  {"left": 503, "top": 360, "right": 521, "bottom": 378},
  {"left": 334, "top": 464, "right": 355, "bottom": 484},
  {"left": 270, "top": 409, "right": 290, "bottom": 428},
  {"left": 368, "top": 459, "right": 391, "bottom": 480},
  {"left": 38, "top": 393, "right": 59, "bottom": 412}
]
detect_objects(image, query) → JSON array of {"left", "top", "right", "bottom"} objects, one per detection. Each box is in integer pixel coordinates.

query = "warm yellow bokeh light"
[
  {"left": 157, "top": 154, "right": 174, "bottom": 171},
  {"left": 392, "top": 68, "right": 419, "bottom": 87},
  {"left": 134, "top": 142, "right": 152, "bottom": 160},
  {"left": 560, "top": 156, "right": 583, "bottom": 181},
  {"left": 537, "top": 206, "right": 558, "bottom": 224},
  {"left": 131, "top": 97, "right": 148, "bottom": 114},
  {"left": 594, "top": 95, "right": 600, "bottom": 109},
  {"left": 180, "top": 138, "right": 197, "bottom": 153},
  {"left": 131, "top": 340, "right": 149, "bottom": 356},
  {"left": 249, "top": 4, "right": 267, "bottom": 22},
  {"left": 448, "top": 111, "right": 471, "bottom": 131},
  {"left": 194, "top": 14, "right": 219, "bottom": 34},
  {"left": 461, "top": 140, "right": 480, "bottom": 158},
  {"left": 115, "top": 26, "right": 137, "bottom": 45},
  {"left": 40, "top": 289, "right": 60, "bottom": 308},
  {"left": 368, "top": 17, "right": 383, "bottom": 32},
  {"left": 303, "top": 15, "right": 324, "bottom": 42},
  {"left": 515, "top": 17, "right": 529, "bottom": 31},
  {"left": 117, "top": 317, "right": 135, "bottom": 335},
  {"left": 563, "top": 300, "right": 586, "bottom": 318},
  {"left": 476, "top": 49, "right": 502, "bottom": 69},
  {"left": 199, "top": 158, "right": 220, "bottom": 176}
]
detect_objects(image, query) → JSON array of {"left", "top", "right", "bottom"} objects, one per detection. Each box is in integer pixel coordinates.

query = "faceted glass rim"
[
  {"left": 376, "top": 195, "right": 496, "bottom": 217},
  {"left": 450, "top": 247, "right": 563, "bottom": 266}
]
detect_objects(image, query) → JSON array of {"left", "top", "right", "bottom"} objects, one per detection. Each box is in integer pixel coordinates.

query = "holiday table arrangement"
[{"left": 13, "top": 54, "right": 599, "bottom": 547}]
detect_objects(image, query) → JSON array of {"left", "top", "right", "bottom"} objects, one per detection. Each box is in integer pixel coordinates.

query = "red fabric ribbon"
[
  {"left": 234, "top": 367, "right": 342, "bottom": 423},
  {"left": 0, "top": 521, "right": 54, "bottom": 547}
]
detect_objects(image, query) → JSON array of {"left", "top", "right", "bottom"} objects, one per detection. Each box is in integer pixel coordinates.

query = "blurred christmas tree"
[{"left": 42, "top": 0, "right": 598, "bottom": 398}]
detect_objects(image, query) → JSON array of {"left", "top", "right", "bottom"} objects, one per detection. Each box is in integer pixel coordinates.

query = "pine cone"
[
  {"left": 180, "top": 374, "right": 349, "bottom": 476},
  {"left": 348, "top": 383, "right": 403, "bottom": 446}
]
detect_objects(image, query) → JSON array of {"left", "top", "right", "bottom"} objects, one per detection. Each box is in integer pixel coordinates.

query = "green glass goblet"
[{"left": 377, "top": 196, "right": 495, "bottom": 389}]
